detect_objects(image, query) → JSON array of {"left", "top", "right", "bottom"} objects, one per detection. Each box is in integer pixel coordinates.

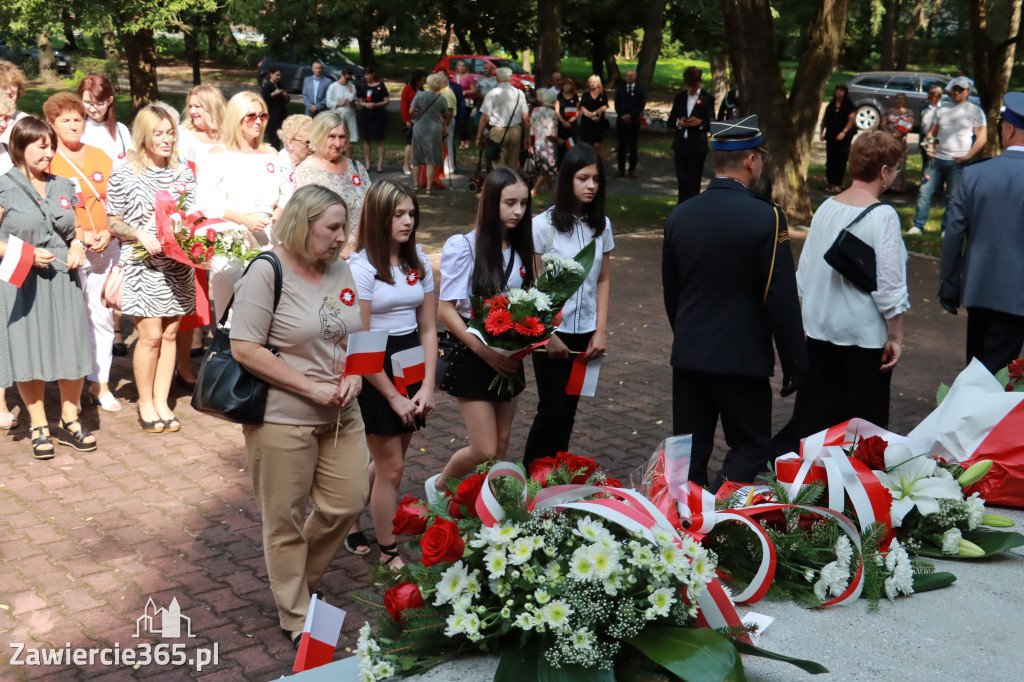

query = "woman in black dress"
[
  {"left": 579, "top": 75, "right": 608, "bottom": 158},
  {"left": 260, "top": 68, "right": 290, "bottom": 149},
  {"left": 359, "top": 67, "right": 390, "bottom": 173},
  {"left": 555, "top": 78, "right": 579, "bottom": 167},
  {"left": 820, "top": 85, "right": 857, "bottom": 193}
]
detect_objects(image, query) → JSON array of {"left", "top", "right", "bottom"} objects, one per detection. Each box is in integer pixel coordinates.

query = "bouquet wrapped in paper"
[{"left": 466, "top": 240, "right": 596, "bottom": 394}]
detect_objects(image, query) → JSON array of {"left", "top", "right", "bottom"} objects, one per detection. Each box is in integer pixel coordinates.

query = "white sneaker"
[
  {"left": 424, "top": 474, "right": 443, "bottom": 502},
  {"left": 907, "top": 226, "right": 923, "bottom": 235}
]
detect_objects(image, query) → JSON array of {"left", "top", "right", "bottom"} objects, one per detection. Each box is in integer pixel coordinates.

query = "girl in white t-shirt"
[
  {"left": 428, "top": 168, "right": 536, "bottom": 497},
  {"left": 524, "top": 144, "right": 613, "bottom": 468},
  {"left": 347, "top": 180, "right": 436, "bottom": 568}
]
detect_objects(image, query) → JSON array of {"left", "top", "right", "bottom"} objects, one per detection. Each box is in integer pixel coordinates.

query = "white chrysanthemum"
[
  {"left": 883, "top": 539, "right": 915, "bottom": 600},
  {"left": 804, "top": 568, "right": 816, "bottom": 582},
  {"left": 574, "top": 517, "right": 612, "bottom": 543},
  {"left": 820, "top": 560, "right": 848, "bottom": 596},
  {"left": 500, "top": 606, "right": 511, "bottom": 618},
  {"left": 514, "top": 612, "right": 535, "bottom": 631},
  {"left": 471, "top": 523, "right": 520, "bottom": 549},
  {"left": 463, "top": 612, "right": 483, "bottom": 641},
  {"left": 813, "top": 578, "right": 828, "bottom": 601},
  {"left": 965, "top": 492, "right": 986, "bottom": 530},
  {"left": 542, "top": 599, "right": 574, "bottom": 630},
  {"left": 484, "top": 547, "right": 508, "bottom": 579},
  {"left": 534, "top": 588, "right": 551, "bottom": 604},
  {"left": 507, "top": 287, "right": 532, "bottom": 305},
  {"left": 835, "top": 535, "right": 853, "bottom": 568},
  {"left": 689, "top": 549, "right": 717, "bottom": 589},
  {"left": 508, "top": 537, "right": 535, "bottom": 565},
  {"left": 588, "top": 543, "right": 622, "bottom": 580},
  {"left": 942, "top": 527, "right": 963, "bottom": 554},
  {"left": 464, "top": 571, "right": 482, "bottom": 600},
  {"left": 445, "top": 611, "right": 466, "bottom": 637},
  {"left": 371, "top": 661, "right": 395, "bottom": 679},
  {"left": 528, "top": 289, "right": 552, "bottom": 311},
  {"left": 569, "top": 545, "right": 596, "bottom": 580},
  {"left": 679, "top": 534, "right": 703, "bottom": 558},
  {"left": 572, "top": 628, "right": 596, "bottom": 651},
  {"left": 647, "top": 587, "right": 676, "bottom": 617},
  {"left": 628, "top": 542, "right": 657, "bottom": 569},
  {"left": 434, "top": 561, "right": 469, "bottom": 605}
]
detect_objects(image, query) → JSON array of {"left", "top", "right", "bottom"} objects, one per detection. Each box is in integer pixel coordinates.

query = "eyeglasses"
[
  {"left": 243, "top": 112, "right": 269, "bottom": 125},
  {"left": 152, "top": 130, "right": 177, "bottom": 140},
  {"left": 83, "top": 100, "right": 110, "bottom": 110}
]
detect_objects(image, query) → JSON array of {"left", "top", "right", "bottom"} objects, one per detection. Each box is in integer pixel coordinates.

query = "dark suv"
[
  {"left": 845, "top": 71, "right": 978, "bottom": 131},
  {"left": 257, "top": 46, "right": 364, "bottom": 93}
]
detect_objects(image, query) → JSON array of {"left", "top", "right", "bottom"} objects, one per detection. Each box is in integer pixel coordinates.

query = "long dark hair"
[
  {"left": 356, "top": 179, "right": 420, "bottom": 285},
  {"left": 832, "top": 84, "right": 850, "bottom": 104},
  {"left": 77, "top": 74, "right": 118, "bottom": 139},
  {"left": 472, "top": 167, "right": 535, "bottom": 296},
  {"left": 552, "top": 143, "right": 605, "bottom": 237}
]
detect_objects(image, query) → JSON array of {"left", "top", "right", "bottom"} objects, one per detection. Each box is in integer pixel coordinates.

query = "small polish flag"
[
  {"left": 343, "top": 330, "right": 388, "bottom": 377},
  {"left": 292, "top": 595, "right": 346, "bottom": 672},
  {"left": 0, "top": 235, "right": 36, "bottom": 288},
  {"left": 391, "top": 345, "right": 425, "bottom": 395},
  {"left": 186, "top": 147, "right": 198, "bottom": 176},
  {"left": 640, "top": 116, "right": 651, "bottom": 127},
  {"left": 565, "top": 354, "right": 604, "bottom": 397},
  {"left": 565, "top": 138, "right": 575, "bottom": 150}
]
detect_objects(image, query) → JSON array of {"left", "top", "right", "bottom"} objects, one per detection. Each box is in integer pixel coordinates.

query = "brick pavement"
[{"left": 0, "top": 226, "right": 967, "bottom": 680}]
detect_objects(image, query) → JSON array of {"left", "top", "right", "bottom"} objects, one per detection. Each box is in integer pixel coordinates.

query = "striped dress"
[{"left": 107, "top": 164, "right": 197, "bottom": 318}]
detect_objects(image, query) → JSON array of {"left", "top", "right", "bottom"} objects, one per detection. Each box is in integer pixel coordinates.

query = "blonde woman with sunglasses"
[{"left": 197, "top": 92, "right": 292, "bottom": 321}]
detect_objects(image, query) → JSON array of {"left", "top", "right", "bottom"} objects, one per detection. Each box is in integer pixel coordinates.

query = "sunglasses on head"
[{"left": 243, "top": 112, "right": 269, "bottom": 124}]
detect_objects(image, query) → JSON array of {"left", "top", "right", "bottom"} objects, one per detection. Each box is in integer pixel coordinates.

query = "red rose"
[
  {"left": 392, "top": 494, "right": 429, "bottom": 535},
  {"left": 602, "top": 477, "right": 623, "bottom": 488},
  {"left": 206, "top": 228, "right": 217, "bottom": 243},
  {"left": 529, "top": 456, "right": 557, "bottom": 485},
  {"left": 189, "top": 242, "right": 205, "bottom": 259},
  {"left": 420, "top": 517, "right": 465, "bottom": 566},
  {"left": 852, "top": 435, "right": 888, "bottom": 470},
  {"left": 383, "top": 582, "right": 424, "bottom": 624},
  {"left": 448, "top": 474, "right": 485, "bottom": 519},
  {"left": 555, "top": 451, "right": 599, "bottom": 483}
]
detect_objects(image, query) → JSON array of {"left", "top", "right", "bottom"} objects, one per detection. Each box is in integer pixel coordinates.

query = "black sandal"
[
  {"left": 161, "top": 414, "right": 181, "bottom": 433},
  {"left": 137, "top": 406, "right": 164, "bottom": 434},
  {"left": 379, "top": 542, "right": 402, "bottom": 568},
  {"left": 281, "top": 628, "right": 302, "bottom": 650},
  {"left": 54, "top": 419, "right": 97, "bottom": 452},
  {"left": 344, "top": 531, "right": 372, "bottom": 556},
  {"left": 30, "top": 426, "right": 55, "bottom": 460}
]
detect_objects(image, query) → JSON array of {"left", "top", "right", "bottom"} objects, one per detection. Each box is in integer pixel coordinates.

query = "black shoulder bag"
[
  {"left": 823, "top": 203, "right": 883, "bottom": 294},
  {"left": 192, "top": 252, "right": 283, "bottom": 424}
]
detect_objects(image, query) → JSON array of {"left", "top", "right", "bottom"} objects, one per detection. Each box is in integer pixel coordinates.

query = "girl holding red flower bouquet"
[
  {"left": 523, "top": 144, "right": 613, "bottom": 468},
  {"left": 429, "top": 168, "right": 535, "bottom": 496},
  {"left": 346, "top": 180, "right": 437, "bottom": 567}
]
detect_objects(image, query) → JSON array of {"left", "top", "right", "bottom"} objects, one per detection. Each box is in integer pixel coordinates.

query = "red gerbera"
[
  {"left": 484, "top": 294, "right": 508, "bottom": 311},
  {"left": 406, "top": 270, "right": 419, "bottom": 285},
  {"left": 340, "top": 288, "right": 356, "bottom": 306},
  {"left": 189, "top": 242, "right": 205, "bottom": 259},
  {"left": 484, "top": 308, "right": 513, "bottom": 334},
  {"left": 513, "top": 316, "right": 545, "bottom": 337},
  {"left": 206, "top": 228, "right": 217, "bottom": 243},
  {"left": 205, "top": 246, "right": 216, "bottom": 261}
]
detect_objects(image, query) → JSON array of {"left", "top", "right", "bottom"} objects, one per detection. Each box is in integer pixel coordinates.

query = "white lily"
[{"left": 873, "top": 444, "right": 963, "bottom": 526}]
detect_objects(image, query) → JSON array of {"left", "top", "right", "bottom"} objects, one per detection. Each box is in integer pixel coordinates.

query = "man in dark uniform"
[
  {"left": 938, "top": 92, "right": 1024, "bottom": 374},
  {"left": 614, "top": 69, "right": 647, "bottom": 178},
  {"left": 662, "top": 115, "right": 806, "bottom": 489},
  {"left": 668, "top": 66, "right": 715, "bottom": 203}
]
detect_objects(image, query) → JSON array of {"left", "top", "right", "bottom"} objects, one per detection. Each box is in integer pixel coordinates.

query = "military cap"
[
  {"left": 710, "top": 115, "right": 767, "bottom": 152},
  {"left": 1001, "top": 91, "right": 1024, "bottom": 128}
]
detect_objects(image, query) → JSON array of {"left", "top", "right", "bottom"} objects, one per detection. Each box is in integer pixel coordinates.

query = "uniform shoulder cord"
[{"left": 763, "top": 205, "right": 780, "bottom": 303}]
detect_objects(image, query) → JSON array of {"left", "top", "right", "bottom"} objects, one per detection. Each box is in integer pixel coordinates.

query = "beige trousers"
[
  {"left": 243, "top": 408, "right": 370, "bottom": 632},
  {"left": 488, "top": 125, "right": 522, "bottom": 169}
]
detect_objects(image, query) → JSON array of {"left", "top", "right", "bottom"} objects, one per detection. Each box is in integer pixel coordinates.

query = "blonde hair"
[
  {"left": 0, "top": 96, "right": 14, "bottom": 116},
  {"left": 308, "top": 110, "right": 347, "bottom": 157},
  {"left": 279, "top": 114, "right": 312, "bottom": 145},
  {"left": 426, "top": 73, "right": 446, "bottom": 92},
  {"left": 0, "top": 60, "right": 27, "bottom": 101},
  {"left": 127, "top": 105, "right": 181, "bottom": 175},
  {"left": 181, "top": 84, "right": 227, "bottom": 137},
  {"left": 221, "top": 91, "right": 269, "bottom": 151},
  {"left": 275, "top": 184, "right": 349, "bottom": 260},
  {"left": 587, "top": 74, "right": 602, "bottom": 90}
]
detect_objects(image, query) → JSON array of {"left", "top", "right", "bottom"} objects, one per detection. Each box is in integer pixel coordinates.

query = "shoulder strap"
[
  {"left": 841, "top": 203, "right": 883, "bottom": 232},
  {"left": 56, "top": 149, "right": 104, "bottom": 203},
  {"left": 217, "top": 251, "right": 283, "bottom": 327},
  {"left": 6, "top": 169, "right": 46, "bottom": 217}
]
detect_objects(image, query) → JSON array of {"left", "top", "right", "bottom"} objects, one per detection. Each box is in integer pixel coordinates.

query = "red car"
[{"left": 433, "top": 55, "right": 535, "bottom": 93}]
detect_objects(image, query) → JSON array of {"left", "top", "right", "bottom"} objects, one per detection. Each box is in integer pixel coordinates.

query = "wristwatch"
[{"left": 72, "top": 239, "right": 88, "bottom": 250}]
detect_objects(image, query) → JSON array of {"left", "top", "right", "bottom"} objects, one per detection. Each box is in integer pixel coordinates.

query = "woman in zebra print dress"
[{"left": 107, "top": 106, "right": 197, "bottom": 434}]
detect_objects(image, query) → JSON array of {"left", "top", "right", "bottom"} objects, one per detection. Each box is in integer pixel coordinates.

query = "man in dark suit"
[
  {"left": 302, "top": 61, "right": 330, "bottom": 117},
  {"left": 668, "top": 66, "right": 716, "bottom": 203},
  {"left": 662, "top": 116, "right": 806, "bottom": 489},
  {"left": 938, "top": 92, "right": 1024, "bottom": 374},
  {"left": 614, "top": 69, "right": 646, "bottom": 178}
]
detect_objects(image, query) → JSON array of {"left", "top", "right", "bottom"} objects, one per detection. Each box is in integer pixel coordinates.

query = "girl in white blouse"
[
  {"left": 427, "top": 168, "right": 535, "bottom": 496},
  {"left": 348, "top": 180, "right": 436, "bottom": 567},
  {"left": 524, "top": 144, "right": 613, "bottom": 468}
]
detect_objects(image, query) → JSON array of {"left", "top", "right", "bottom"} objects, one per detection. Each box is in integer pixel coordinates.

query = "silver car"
[{"left": 845, "top": 71, "right": 977, "bottom": 131}]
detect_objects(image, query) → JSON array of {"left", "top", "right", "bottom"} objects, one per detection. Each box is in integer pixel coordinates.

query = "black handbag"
[
  {"left": 192, "top": 252, "right": 283, "bottom": 424},
  {"left": 436, "top": 329, "right": 465, "bottom": 392},
  {"left": 823, "top": 203, "right": 883, "bottom": 294}
]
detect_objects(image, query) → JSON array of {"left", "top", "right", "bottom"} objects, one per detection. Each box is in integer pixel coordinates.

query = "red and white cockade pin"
[
  {"left": 352, "top": 174, "right": 361, "bottom": 186},
  {"left": 59, "top": 196, "right": 71, "bottom": 210},
  {"left": 266, "top": 162, "right": 275, "bottom": 174},
  {"left": 520, "top": 264, "right": 527, "bottom": 278},
  {"left": 117, "top": 151, "right": 127, "bottom": 159},
  {"left": 175, "top": 182, "right": 187, "bottom": 194},
  {"left": 339, "top": 288, "right": 356, "bottom": 306},
  {"left": 91, "top": 171, "right": 105, "bottom": 183},
  {"left": 289, "top": 172, "right": 295, "bottom": 183},
  {"left": 406, "top": 270, "right": 419, "bottom": 285}
]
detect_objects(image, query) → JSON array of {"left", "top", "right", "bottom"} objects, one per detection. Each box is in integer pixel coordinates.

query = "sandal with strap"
[
  {"left": 54, "top": 419, "right": 98, "bottom": 452},
  {"left": 281, "top": 628, "right": 302, "bottom": 650},
  {"left": 30, "top": 426, "right": 55, "bottom": 460},
  {"left": 344, "top": 531, "right": 372, "bottom": 556},
  {"left": 0, "top": 410, "right": 18, "bottom": 430},
  {"left": 379, "top": 542, "right": 404, "bottom": 569}
]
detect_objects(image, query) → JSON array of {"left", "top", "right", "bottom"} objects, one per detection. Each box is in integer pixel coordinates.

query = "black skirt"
[
  {"left": 443, "top": 322, "right": 525, "bottom": 402},
  {"left": 357, "top": 331, "right": 426, "bottom": 436}
]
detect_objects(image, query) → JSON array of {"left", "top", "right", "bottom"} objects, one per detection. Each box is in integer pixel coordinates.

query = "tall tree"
[
  {"left": 721, "top": 0, "right": 854, "bottom": 222},
  {"left": 969, "top": 0, "right": 1023, "bottom": 156},
  {"left": 536, "top": 0, "right": 563, "bottom": 85},
  {"left": 635, "top": 0, "right": 667, "bottom": 91}
]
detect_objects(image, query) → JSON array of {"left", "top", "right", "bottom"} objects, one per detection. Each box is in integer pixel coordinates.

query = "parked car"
[
  {"left": 257, "top": 46, "right": 364, "bottom": 94},
  {"left": 845, "top": 71, "right": 980, "bottom": 131},
  {"left": 433, "top": 55, "right": 535, "bottom": 91},
  {"left": 0, "top": 37, "right": 72, "bottom": 76}
]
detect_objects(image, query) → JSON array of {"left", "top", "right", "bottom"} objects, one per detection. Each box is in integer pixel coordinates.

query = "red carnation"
[
  {"left": 529, "top": 456, "right": 557, "bottom": 486},
  {"left": 383, "top": 582, "right": 424, "bottom": 624},
  {"left": 206, "top": 228, "right": 217, "bottom": 243},
  {"left": 555, "top": 451, "right": 599, "bottom": 483},
  {"left": 852, "top": 435, "right": 888, "bottom": 470},
  {"left": 420, "top": 517, "right": 465, "bottom": 567},
  {"left": 484, "top": 308, "right": 513, "bottom": 334},
  {"left": 513, "top": 316, "right": 545, "bottom": 337},
  {"left": 189, "top": 242, "right": 205, "bottom": 260},
  {"left": 392, "top": 494, "right": 429, "bottom": 535},
  {"left": 448, "top": 474, "right": 485, "bottom": 519}
]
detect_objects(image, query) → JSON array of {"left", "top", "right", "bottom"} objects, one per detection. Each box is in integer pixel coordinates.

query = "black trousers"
[
  {"left": 672, "top": 368, "right": 771, "bottom": 490},
  {"left": 966, "top": 307, "right": 1024, "bottom": 375},
  {"left": 825, "top": 140, "right": 851, "bottom": 187},
  {"left": 771, "top": 338, "right": 892, "bottom": 457},
  {"left": 523, "top": 331, "right": 594, "bottom": 469},
  {"left": 617, "top": 119, "right": 640, "bottom": 172},
  {"left": 673, "top": 147, "right": 707, "bottom": 203}
]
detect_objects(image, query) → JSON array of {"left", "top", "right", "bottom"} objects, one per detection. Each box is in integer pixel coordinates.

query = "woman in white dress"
[
  {"left": 276, "top": 114, "right": 313, "bottom": 181},
  {"left": 326, "top": 69, "right": 359, "bottom": 158},
  {"left": 198, "top": 91, "right": 292, "bottom": 321},
  {"left": 77, "top": 75, "right": 131, "bottom": 166}
]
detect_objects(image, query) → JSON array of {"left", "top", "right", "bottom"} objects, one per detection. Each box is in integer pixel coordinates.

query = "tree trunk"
[
  {"left": 102, "top": 20, "right": 120, "bottom": 61},
  {"left": 535, "top": 0, "right": 562, "bottom": 86},
  {"left": 470, "top": 28, "right": 489, "bottom": 55},
  {"left": 880, "top": 0, "right": 901, "bottom": 70},
  {"left": 590, "top": 32, "right": 608, "bottom": 81},
  {"left": 36, "top": 35, "right": 57, "bottom": 82},
  {"left": 61, "top": 9, "right": 78, "bottom": 52},
  {"left": 439, "top": 21, "right": 452, "bottom": 61},
  {"left": 183, "top": 27, "right": 202, "bottom": 86},
  {"left": 709, "top": 52, "right": 729, "bottom": 113},
  {"left": 454, "top": 28, "right": 473, "bottom": 55},
  {"left": 604, "top": 52, "right": 620, "bottom": 87},
  {"left": 358, "top": 29, "right": 375, "bottom": 68},
  {"left": 119, "top": 28, "right": 160, "bottom": 113},
  {"left": 721, "top": 0, "right": 852, "bottom": 223},
  {"left": 635, "top": 0, "right": 667, "bottom": 92},
  {"left": 896, "top": 0, "right": 925, "bottom": 70},
  {"left": 969, "top": 0, "right": 1023, "bottom": 157}
]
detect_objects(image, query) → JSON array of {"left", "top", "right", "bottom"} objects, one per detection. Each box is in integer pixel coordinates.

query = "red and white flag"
[
  {"left": 292, "top": 595, "right": 346, "bottom": 672},
  {"left": 391, "top": 345, "right": 425, "bottom": 395},
  {"left": 565, "top": 354, "right": 604, "bottom": 397},
  {"left": 0, "top": 235, "right": 35, "bottom": 288},
  {"left": 343, "top": 330, "right": 388, "bottom": 377},
  {"left": 186, "top": 146, "right": 198, "bottom": 177}
]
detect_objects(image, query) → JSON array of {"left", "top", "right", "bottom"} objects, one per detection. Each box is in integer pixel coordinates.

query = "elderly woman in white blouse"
[
  {"left": 326, "top": 69, "right": 359, "bottom": 158},
  {"left": 198, "top": 92, "right": 292, "bottom": 321},
  {"left": 772, "top": 131, "right": 909, "bottom": 453}
]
